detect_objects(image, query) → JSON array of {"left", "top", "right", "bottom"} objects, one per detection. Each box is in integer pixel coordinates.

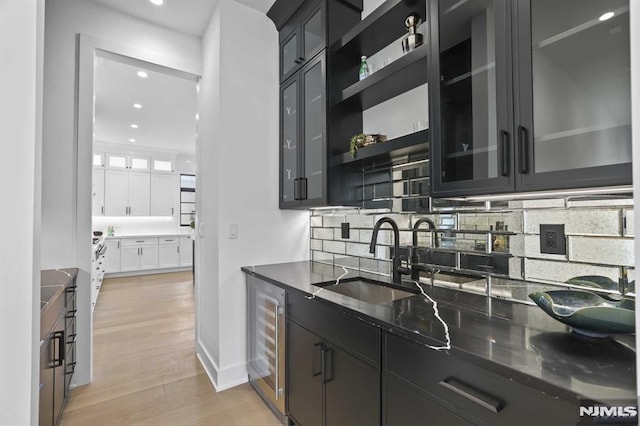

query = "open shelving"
[
  {"left": 333, "top": 43, "right": 428, "bottom": 109},
  {"left": 330, "top": 0, "right": 427, "bottom": 57},
  {"left": 330, "top": 129, "right": 428, "bottom": 167}
]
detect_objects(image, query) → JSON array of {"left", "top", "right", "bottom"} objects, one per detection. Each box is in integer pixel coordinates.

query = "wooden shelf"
[
  {"left": 330, "top": 129, "right": 428, "bottom": 166},
  {"left": 331, "top": 0, "right": 427, "bottom": 57},
  {"left": 333, "top": 43, "right": 428, "bottom": 109}
]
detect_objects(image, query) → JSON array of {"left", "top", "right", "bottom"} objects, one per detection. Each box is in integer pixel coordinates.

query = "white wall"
[
  {"left": 0, "top": 0, "right": 44, "bottom": 423},
  {"left": 631, "top": 0, "right": 640, "bottom": 400},
  {"left": 43, "top": 0, "right": 201, "bottom": 387},
  {"left": 197, "top": 0, "right": 309, "bottom": 390}
]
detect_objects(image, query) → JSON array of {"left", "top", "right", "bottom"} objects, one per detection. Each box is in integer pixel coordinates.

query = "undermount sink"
[{"left": 317, "top": 277, "right": 417, "bottom": 304}]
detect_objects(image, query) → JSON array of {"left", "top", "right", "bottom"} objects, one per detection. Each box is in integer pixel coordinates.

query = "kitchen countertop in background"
[{"left": 242, "top": 261, "right": 636, "bottom": 403}]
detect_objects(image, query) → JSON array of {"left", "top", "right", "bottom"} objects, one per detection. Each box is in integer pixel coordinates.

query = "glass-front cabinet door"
[
  {"left": 281, "top": 32, "right": 299, "bottom": 82},
  {"left": 303, "top": 6, "right": 324, "bottom": 63},
  {"left": 280, "top": 76, "right": 299, "bottom": 208},
  {"left": 431, "top": 0, "right": 514, "bottom": 196},
  {"left": 301, "top": 54, "right": 326, "bottom": 206},
  {"left": 514, "top": 0, "right": 632, "bottom": 190}
]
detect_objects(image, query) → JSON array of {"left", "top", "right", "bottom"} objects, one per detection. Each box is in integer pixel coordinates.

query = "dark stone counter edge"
[
  {"left": 242, "top": 266, "right": 617, "bottom": 405},
  {"left": 40, "top": 268, "right": 79, "bottom": 315}
]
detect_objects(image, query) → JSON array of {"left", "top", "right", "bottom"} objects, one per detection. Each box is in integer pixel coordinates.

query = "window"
[{"left": 180, "top": 174, "right": 196, "bottom": 227}]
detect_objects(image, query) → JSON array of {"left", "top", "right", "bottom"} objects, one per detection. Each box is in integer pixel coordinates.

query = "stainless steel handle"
[
  {"left": 117, "top": 241, "right": 120, "bottom": 249},
  {"left": 101, "top": 206, "right": 104, "bottom": 214},
  {"left": 273, "top": 301, "right": 280, "bottom": 401},
  {"left": 171, "top": 207, "right": 174, "bottom": 215}
]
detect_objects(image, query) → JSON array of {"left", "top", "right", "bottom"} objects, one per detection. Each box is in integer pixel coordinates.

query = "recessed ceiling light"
[
  {"left": 150, "top": 0, "right": 163, "bottom": 5},
  {"left": 599, "top": 11, "right": 614, "bottom": 21},
  {"left": 195, "top": 113, "right": 199, "bottom": 120},
  {"left": 137, "top": 71, "right": 148, "bottom": 78},
  {"left": 129, "top": 138, "right": 136, "bottom": 142},
  {"left": 130, "top": 124, "right": 138, "bottom": 129},
  {"left": 133, "top": 103, "right": 142, "bottom": 109}
]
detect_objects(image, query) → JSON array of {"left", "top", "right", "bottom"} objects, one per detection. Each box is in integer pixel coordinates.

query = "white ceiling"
[
  {"left": 90, "top": 0, "right": 276, "bottom": 156},
  {"left": 91, "top": 0, "right": 275, "bottom": 37},
  {"left": 93, "top": 54, "right": 198, "bottom": 155}
]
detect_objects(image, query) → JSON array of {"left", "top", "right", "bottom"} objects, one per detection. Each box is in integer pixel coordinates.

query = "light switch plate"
[{"left": 229, "top": 224, "right": 239, "bottom": 239}]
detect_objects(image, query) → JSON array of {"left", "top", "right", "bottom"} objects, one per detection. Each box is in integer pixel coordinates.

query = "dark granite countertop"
[
  {"left": 41, "top": 268, "right": 78, "bottom": 312},
  {"left": 241, "top": 261, "right": 636, "bottom": 403}
]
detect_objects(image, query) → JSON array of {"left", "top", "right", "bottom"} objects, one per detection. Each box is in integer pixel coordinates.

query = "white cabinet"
[
  {"left": 159, "top": 237, "right": 180, "bottom": 268},
  {"left": 106, "top": 153, "right": 149, "bottom": 171},
  {"left": 104, "top": 239, "right": 121, "bottom": 273},
  {"left": 120, "top": 238, "right": 159, "bottom": 272},
  {"left": 151, "top": 174, "right": 176, "bottom": 216},
  {"left": 92, "top": 168, "right": 105, "bottom": 216},
  {"left": 179, "top": 236, "right": 193, "bottom": 267},
  {"left": 152, "top": 158, "right": 174, "bottom": 174},
  {"left": 105, "top": 170, "right": 129, "bottom": 216},
  {"left": 140, "top": 245, "right": 159, "bottom": 270},
  {"left": 120, "top": 246, "right": 140, "bottom": 272},
  {"left": 129, "top": 172, "right": 151, "bottom": 216},
  {"left": 104, "top": 170, "right": 150, "bottom": 216}
]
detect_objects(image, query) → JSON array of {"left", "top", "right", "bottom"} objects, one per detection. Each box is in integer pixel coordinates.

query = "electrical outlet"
[
  {"left": 539, "top": 224, "right": 566, "bottom": 255},
  {"left": 341, "top": 222, "right": 350, "bottom": 239}
]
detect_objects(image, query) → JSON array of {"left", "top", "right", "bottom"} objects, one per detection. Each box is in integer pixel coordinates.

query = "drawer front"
[
  {"left": 159, "top": 237, "right": 179, "bottom": 245},
  {"left": 121, "top": 237, "right": 158, "bottom": 246},
  {"left": 288, "top": 290, "right": 380, "bottom": 367},
  {"left": 384, "top": 333, "right": 577, "bottom": 426}
]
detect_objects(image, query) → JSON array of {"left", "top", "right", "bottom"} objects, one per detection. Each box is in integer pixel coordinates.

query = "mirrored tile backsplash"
[{"left": 310, "top": 195, "right": 635, "bottom": 304}]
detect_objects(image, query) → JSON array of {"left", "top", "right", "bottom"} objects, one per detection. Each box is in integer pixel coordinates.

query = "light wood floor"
[{"left": 61, "top": 271, "right": 281, "bottom": 426}]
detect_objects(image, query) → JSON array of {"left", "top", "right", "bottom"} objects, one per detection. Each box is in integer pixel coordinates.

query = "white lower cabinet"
[
  {"left": 179, "top": 236, "right": 193, "bottom": 267},
  {"left": 104, "top": 239, "right": 121, "bottom": 273},
  {"left": 159, "top": 237, "right": 180, "bottom": 268},
  {"left": 104, "top": 235, "right": 193, "bottom": 276},
  {"left": 121, "top": 238, "right": 159, "bottom": 272}
]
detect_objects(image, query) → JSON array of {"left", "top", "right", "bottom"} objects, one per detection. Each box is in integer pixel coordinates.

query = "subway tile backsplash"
[{"left": 310, "top": 196, "right": 635, "bottom": 304}]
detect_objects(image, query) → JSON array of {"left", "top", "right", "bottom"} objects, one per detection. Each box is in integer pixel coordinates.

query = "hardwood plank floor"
[{"left": 61, "top": 272, "right": 281, "bottom": 426}]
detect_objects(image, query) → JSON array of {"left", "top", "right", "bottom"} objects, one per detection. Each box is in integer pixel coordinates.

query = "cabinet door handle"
[
  {"left": 53, "top": 331, "right": 65, "bottom": 367},
  {"left": 171, "top": 207, "right": 174, "bottom": 215},
  {"left": 117, "top": 241, "right": 120, "bottom": 249},
  {"left": 298, "top": 56, "right": 305, "bottom": 62},
  {"left": 312, "top": 342, "right": 323, "bottom": 377},
  {"left": 101, "top": 206, "right": 104, "bottom": 214},
  {"left": 439, "top": 378, "right": 503, "bottom": 414},
  {"left": 293, "top": 178, "right": 301, "bottom": 200},
  {"left": 322, "top": 347, "right": 333, "bottom": 384},
  {"left": 300, "top": 178, "right": 308, "bottom": 200},
  {"left": 518, "top": 125, "right": 529, "bottom": 174},
  {"left": 500, "top": 130, "right": 510, "bottom": 177}
]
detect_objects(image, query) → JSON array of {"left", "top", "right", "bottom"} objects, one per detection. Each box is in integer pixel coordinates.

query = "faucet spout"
[
  {"left": 370, "top": 217, "right": 408, "bottom": 284},
  {"left": 412, "top": 217, "right": 439, "bottom": 248}
]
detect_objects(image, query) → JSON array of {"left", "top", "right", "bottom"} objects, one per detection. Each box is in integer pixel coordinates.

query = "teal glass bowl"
[{"left": 529, "top": 290, "right": 635, "bottom": 337}]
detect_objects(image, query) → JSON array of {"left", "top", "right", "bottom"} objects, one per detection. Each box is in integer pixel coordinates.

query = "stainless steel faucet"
[{"left": 370, "top": 217, "right": 410, "bottom": 284}]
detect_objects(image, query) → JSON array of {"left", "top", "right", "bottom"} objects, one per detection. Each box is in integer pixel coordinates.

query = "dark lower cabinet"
[
  {"left": 288, "top": 321, "right": 323, "bottom": 426},
  {"left": 383, "top": 332, "right": 578, "bottom": 426},
  {"left": 39, "top": 315, "right": 65, "bottom": 426},
  {"left": 324, "top": 342, "right": 379, "bottom": 426},
  {"left": 288, "top": 320, "right": 380, "bottom": 426},
  {"left": 382, "top": 373, "right": 472, "bottom": 426}
]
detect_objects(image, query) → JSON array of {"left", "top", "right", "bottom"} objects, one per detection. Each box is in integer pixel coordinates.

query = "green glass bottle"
[{"left": 359, "top": 55, "right": 369, "bottom": 81}]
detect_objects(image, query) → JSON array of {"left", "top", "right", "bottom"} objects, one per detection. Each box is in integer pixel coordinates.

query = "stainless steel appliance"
[{"left": 247, "top": 274, "right": 286, "bottom": 422}]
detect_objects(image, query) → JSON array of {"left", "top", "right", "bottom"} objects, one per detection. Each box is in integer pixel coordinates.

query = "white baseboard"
[
  {"left": 104, "top": 266, "right": 191, "bottom": 278},
  {"left": 196, "top": 340, "right": 248, "bottom": 392}
]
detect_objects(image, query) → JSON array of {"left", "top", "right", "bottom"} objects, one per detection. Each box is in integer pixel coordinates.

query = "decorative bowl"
[
  {"left": 528, "top": 290, "right": 635, "bottom": 337},
  {"left": 93, "top": 231, "right": 103, "bottom": 237}
]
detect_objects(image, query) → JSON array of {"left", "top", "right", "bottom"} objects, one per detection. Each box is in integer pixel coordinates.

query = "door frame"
[{"left": 76, "top": 34, "right": 201, "bottom": 385}]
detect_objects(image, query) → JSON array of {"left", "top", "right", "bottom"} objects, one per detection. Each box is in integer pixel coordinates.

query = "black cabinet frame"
[{"left": 430, "top": 0, "right": 632, "bottom": 197}]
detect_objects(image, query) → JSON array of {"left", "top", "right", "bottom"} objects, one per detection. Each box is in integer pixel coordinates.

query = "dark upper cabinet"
[
  {"left": 513, "top": 0, "right": 632, "bottom": 191},
  {"left": 279, "top": 1, "right": 325, "bottom": 83},
  {"left": 280, "top": 53, "right": 327, "bottom": 209},
  {"left": 431, "top": 0, "right": 632, "bottom": 197}
]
